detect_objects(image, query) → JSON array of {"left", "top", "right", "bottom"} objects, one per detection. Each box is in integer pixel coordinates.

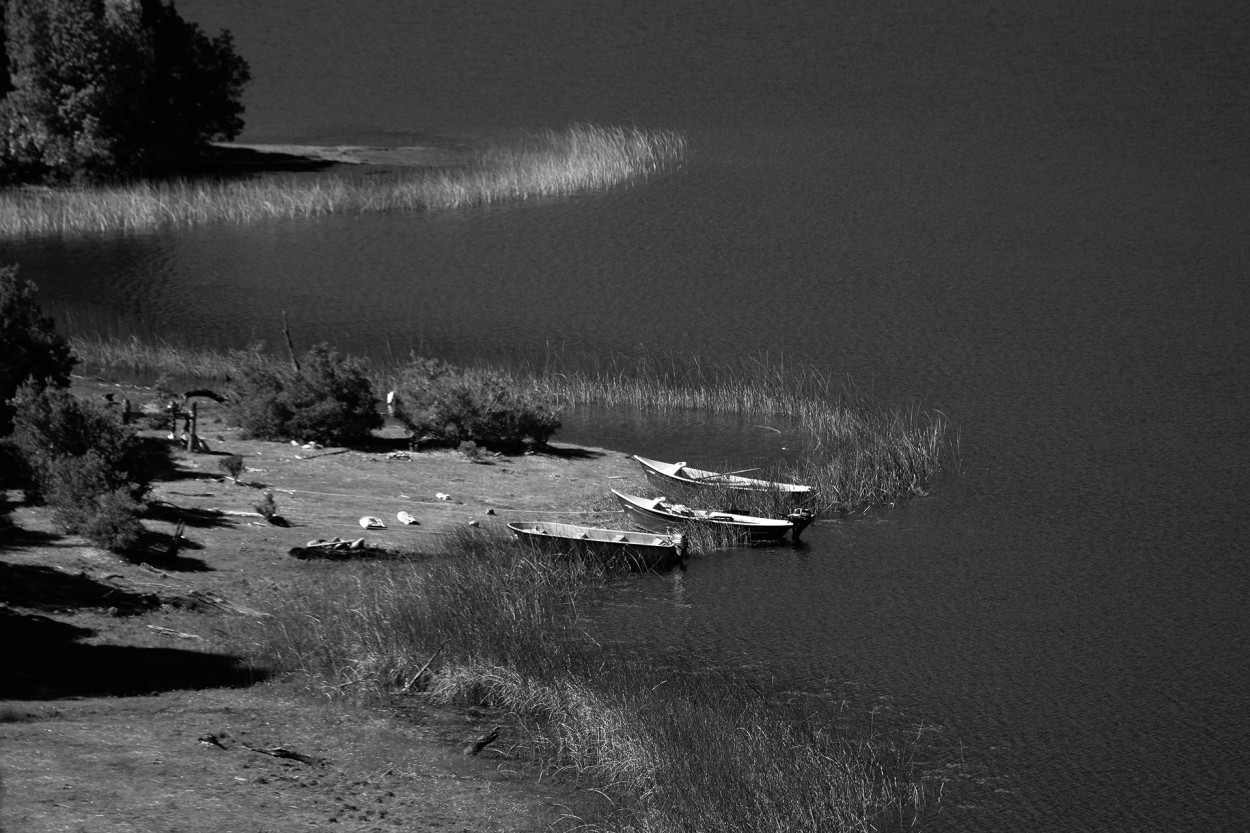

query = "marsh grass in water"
[
  {"left": 0, "top": 125, "right": 686, "bottom": 237},
  {"left": 528, "top": 348, "right": 953, "bottom": 514},
  {"left": 70, "top": 333, "right": 239, "bottom": 387},
  {"left": 240, "top": 528, "right": 923, "bottom": 832}
]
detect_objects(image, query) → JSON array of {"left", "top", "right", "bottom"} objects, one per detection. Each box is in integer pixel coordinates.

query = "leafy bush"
[
  {"left": 0, "top": 266, "right": 77, "bottom": 434},
  {"left": 8, "top": 383, "right": 149, "bottom": 551},
  {"left": 391, "top": 358, "right": 562, "bottom": 450},
  {"left": 226, "top": 344, "right": 383, "bottom": 445}
]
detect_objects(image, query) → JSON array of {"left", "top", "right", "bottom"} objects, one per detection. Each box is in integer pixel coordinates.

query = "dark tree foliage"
[
  {"left": 0, "top": 0, "right": 250, "bottom": 183},
  {"left": 0, "top": 264, "right": 76, "bottom": 435}
]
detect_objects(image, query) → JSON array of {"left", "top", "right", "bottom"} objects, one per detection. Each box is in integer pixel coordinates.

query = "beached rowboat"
[
  {"left": 507, "top": 520, "right": 686, "bottom": 570},
  {"left": 632, "top": 455, "right": 813, "bottom": 498},
  {"left": 610, "top": 489, "right": 813, "bottom": 542}
]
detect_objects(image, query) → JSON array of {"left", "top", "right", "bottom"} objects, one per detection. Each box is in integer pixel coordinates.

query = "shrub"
[
  {"left": 0, "top": 266, "right": 77, "bottom": 435},
  {"left": 226, "top": 344, "right": 383, "bottom": 445},
  {"left": 254, "top": 491, "right": 277, "bottom": 521},
  {"left": 43, "top": 453, "right": 145, "bottom": 551},
  {"left": 392, "top": 358, "right": 562, "bottom": 450},
  {"left": 8, "top": 383, "right": 149, "bottom": 551},
  {"left": 218, "top": 454, "right": 245, "bottom": 482}
]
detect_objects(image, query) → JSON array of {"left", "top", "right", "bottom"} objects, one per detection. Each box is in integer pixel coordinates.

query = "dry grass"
[{"left": 240, "top": 528, "right": 924, "bottom": 832}]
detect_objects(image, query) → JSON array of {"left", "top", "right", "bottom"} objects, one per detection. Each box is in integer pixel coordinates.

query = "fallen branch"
[
  {"left": 400, "top": 640, "right": 447, "bottom": 693},
  {"left": 242, "top": 743, "right": 328, "bottom": 767}
]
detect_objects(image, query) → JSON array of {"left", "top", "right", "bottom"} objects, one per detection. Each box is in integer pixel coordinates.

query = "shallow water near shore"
[{"left": 9, "top": 1, "right": 1250, "bottom": 830}]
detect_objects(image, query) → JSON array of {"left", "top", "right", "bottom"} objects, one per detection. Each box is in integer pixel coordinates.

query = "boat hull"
[
  {"left": 507, "top": 521, "right": 685, "bottom": 570},
  {"left": 611, "top": 489, "right": 810, "bottom": 542}
]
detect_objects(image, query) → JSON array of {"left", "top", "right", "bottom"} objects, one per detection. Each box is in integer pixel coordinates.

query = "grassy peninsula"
[{"left": 0, "top": 124, "right": 687, "bottom": 237}]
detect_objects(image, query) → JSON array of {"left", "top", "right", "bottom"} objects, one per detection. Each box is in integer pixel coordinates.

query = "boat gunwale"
[{"left": 631, "top": 454, "right": 813, "bottom": 494}]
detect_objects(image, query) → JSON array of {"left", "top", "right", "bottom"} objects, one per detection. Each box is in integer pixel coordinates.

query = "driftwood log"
[
  {"left": 198, "top": 732, "right": 327, "bottom": 766},
  {"left": 287, "top": 539, "right": 423, "bottom": 561},
  {"left": 241, "top": 743, "right": 328, "bottom": 767},
  {"left": 463, "top": 726, "right": 501, "bottom": 757}
]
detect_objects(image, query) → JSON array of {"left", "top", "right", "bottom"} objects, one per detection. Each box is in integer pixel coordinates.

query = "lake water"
[{"left": 7, "top": 2, "right": 1248, "bottom": 830}]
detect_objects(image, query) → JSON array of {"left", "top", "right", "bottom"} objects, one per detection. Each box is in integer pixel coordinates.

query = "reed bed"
[
  {"left": 69, "top": 333, "right": 239, "bottom": 384},
  {"left": 525, "top": 349, "right": 953, "bottom": 513},
  {"left": 241, "top": 528, "right": 923, "bottom": 832},
  {"left": 0, "top": 125, "right": 686, "bottom": 237}
]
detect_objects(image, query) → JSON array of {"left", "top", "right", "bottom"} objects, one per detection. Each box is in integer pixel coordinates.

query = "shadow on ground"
[
  {"left": 0, "top": 561, "right": 162, "bottom": 613},
  {"left": 0, "top": 525, "right": 63, "bottom": 554},
  {"left": 537, "top": 444, "right": 607, "bottom": 460},
  {"left": 124, "top": 528, "right": 211, "bottom": 572},
  {"left": 145, "top": 500, "right": 235, "bottom": 530},
  {"left": 0, "top": 607, "right": 268, "bottom": 700}
]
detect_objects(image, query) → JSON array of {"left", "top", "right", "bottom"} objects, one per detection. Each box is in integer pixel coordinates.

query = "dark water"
[{"left": 7, "top": 2, "right": 1249, "bottom": 830}]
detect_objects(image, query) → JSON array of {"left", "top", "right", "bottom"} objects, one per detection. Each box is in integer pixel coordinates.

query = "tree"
[
  {"left": 0, "top": 264, "right": 76, "bottom": 434},
  {"left": 226, "top": 344, "right": 384, "bottom": 446},
  {"left": 8, "top": 381, "right": 150, "bottom": 550},
  {"left": 0, "top": 0, "right": 250, "bottom": 183},
  {"left": 391, "top": 358, "right": 562, "bottom": 451}
]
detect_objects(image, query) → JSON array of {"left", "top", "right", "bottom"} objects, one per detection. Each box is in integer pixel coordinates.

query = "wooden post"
[
  {"left": 122, "top": 398, "right": 131, "bottom": 425},
  {"left": 186, "top": 402, "right": 198, "bottom": 452}
]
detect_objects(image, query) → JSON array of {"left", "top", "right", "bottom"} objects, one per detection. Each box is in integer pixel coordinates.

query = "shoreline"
[{"left": 209, "top": 141, "right": 474, "bottom": 171}]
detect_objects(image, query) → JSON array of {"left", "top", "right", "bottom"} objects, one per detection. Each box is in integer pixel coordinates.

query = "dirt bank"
[{"left": 0, "top": 377, "right": 642, "bottom": 832}]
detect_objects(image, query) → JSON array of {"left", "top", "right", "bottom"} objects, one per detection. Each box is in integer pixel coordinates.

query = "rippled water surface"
[{"left": 9, "top": 2, "right": 1249, "bottom": 830}]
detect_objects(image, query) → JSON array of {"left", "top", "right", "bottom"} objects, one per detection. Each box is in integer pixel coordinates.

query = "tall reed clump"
[
  {"left": 239, "top": 528, "right": 924, "bottom": 831},
  {"left": 0, "top": 125, "right": 687, "bottom": 237},
  {"left": 68, "top": 333, "right": 239, "bottom": 386}
]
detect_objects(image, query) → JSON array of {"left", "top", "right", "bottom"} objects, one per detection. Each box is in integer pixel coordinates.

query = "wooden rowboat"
[
  {"left": 632, "top": 455, "right": 813, "bottom": 498},
  {"left": 507, "top": 520, "right": 686, "bottom": 570},
  {"left": 610, "top": 489, "right": 813, "bottom": 542}
]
